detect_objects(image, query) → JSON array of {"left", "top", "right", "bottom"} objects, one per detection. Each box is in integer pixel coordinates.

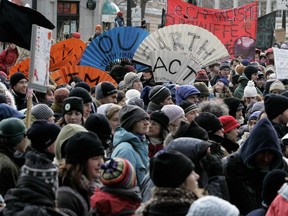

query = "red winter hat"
[
  {"left": 71, "top": 32, "right": 81, "bottom": 39},
  {"left": 219, "top": 115, "right": 240, "bottom": 133}
]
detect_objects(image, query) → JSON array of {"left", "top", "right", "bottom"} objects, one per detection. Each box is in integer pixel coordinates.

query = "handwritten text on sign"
[{"left": 273, "top": 48, "right": 288, "bottom": 80}]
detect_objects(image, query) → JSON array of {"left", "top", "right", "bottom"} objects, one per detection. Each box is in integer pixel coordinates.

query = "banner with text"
[
  {"left": 166, "top": 0, "right": 258, "bottom": 60},
  {"left": 273, "top": 48, "right": 288, "bottom": 80}
]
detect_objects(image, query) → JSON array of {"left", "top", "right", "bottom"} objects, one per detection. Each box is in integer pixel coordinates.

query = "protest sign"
[
  {"left": 256, "top": 12, "right": 276, "bottom": 50},
  {"left": 273, "top": 48, "right": 288, "bottom": 79}
]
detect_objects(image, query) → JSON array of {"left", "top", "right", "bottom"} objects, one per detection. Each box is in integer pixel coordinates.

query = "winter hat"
[
  {"left": 149, "top": 85, "right": 171, "bottom": 104},
  {"left": 150, "top": 150, "right": 194, "bottom": 188},
  {"left": 0, "top": 71, "right": 7, "bottom": 79},
  {"left": 244, "top": 80, "right": 257, "bottom": 97},
  {"left": 161, "top": 104, "right": 185, "bottom": 124},
  {"left": 186, "top": 196, "right": 239, "bottom": 216},
  {"left": 241, "top": 59, "right": 250, "bottom": 66},
  {"left": 195, "top": 69, "right": 209, "bottom": 82},
  {"left": 179, "top": 101, "right": 198, "bottom": 115},
  {"left": 173, "top": 120, "right": 209, "bottom": 141},
  {"left": 244, "top": 65, "right": 258, "bottom": 80},
  {"left": 62, "top": 96, "right": 84, "bottom": 115},
  {"left": 0, "top": 103, "right": 24, "bottom": 121},
  {"left": 69, "top": 87, "right": 92, "bottom": 104},
  {"left": 54, "top": 87, "right": 70, "bottom": 104},
  {"left": 223, "top": 97, "right": 245, "bottom": 118},
  {"left": 71, "top": 32, "right": 80, "bottom": 39},
  {"left": 219, "top": 115, "right": 240, "bottom": 133},
  {"left": 264, "top": 65, "right": 276, "bottom": 78},
  {"left": 65, "top": 131, "right": 104, "bottom": 164},
  {"left": 119, "top": 105, "right": 149, "bottom": 131},
  {"left": 31, "top": 104, "right": 54, "bottom": 120},
  {"left": 95, "top": 81, "right": 117, "bottom": 100},
  {"left": 195, "top": 112, "right": 223, "bottom": 135},
  {"left": 125, "top": 89, "right": 141, "bottom": 101},
  {"left": 123, "top": 72, "right": 140, "bottom": 90},
  {"left": 150, "top": 110, "right": 169, "bottom": 131},
  {"left": 27, "top": 120, "right": 61, "bottom": 153},
  {"left": 248, "top": 110, "right": 261, "bottom": 121},
  {"left": 251, "top": 101, "right": 264, "bottom": 113},
  {"left": 97, "top": 103, "right": 113, "bottom": 116},
  {"left": 127, "top": 97, "right": 144, "bottom": 109},
  {"left": 262, "top": 169, "right": 288, "bottom": 207},
  {"left": 216, "top": 77, "right": 229, "bottom": 86},
  {"left": 100, "top": 158, "right": 137, "bottom": 189},
  {"left": 0, "top": 117, "right": 27, "bottom": 146},
  {"left": 74, "top": 82, "right": 91, "bottom": 92},
  {"left": 269, "top": 80, "right": 285, "bottom": 93},
  {"left": 9, "top": 72, "right": 27, "bottom": 87},
  {"left": 265, "top": 94, "right": 288, "bottom": 120},
  {"left": 219, "top": 63, "right": 230, "bottom": 71},
  {"left": 84, "top": 113, "right": 112, "bottom": 149},
  {"left": 175, "top": 85, "right": 200, "bottom": 105},
  {"left": 194, "top": 82, "right": 210, "bottom": 97},
  {"left": 117, "top": 11, "right": 123, "bottom": 17}
]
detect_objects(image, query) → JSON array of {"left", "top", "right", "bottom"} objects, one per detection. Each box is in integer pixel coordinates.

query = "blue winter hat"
[
  {"left": 175, "top": 85, "right": 200, "bottom": 105},
  {"left": 248, "top": 110, "right": 261, "bottom": 121},
  {"left": 0, "top": 103, "right": 25, "bottom": 121},
  {"left": 216, "top": 78, "right": 229, "bottom": 86}
]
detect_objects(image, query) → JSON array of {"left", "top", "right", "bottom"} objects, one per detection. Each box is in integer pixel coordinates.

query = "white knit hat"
[
  {"left": 161, "top": 105, "right": 184, "bottom": 124},
  {"left": 186, "top": 196, "right": 239, "bottom": 216},
  {"left": 244, "top": 81, "right": 257, "bottom": 97},
  {"left": 125, "top": 89, "right": 141, "bottom": 101}
]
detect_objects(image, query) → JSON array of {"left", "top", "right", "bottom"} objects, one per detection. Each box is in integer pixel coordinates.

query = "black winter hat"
[
  {"left": 95, "top": 81, "right": 117, "bottom": 100},
  {"left": 74, "top": 82, "right": 91, "bottom": 92},
  {"left": 223, "top": 97, "right": 244, "bottom": 118},
  {"left": 265, "top": 94, "right": 288, "bottom": 120},
  {"left": 150, "top": 150, "right": 194, "bottom": 188},
  {"left": 150, "top": 110, "right": 169, "bottom": 131},
  {"left": 69, "top": 87, "right": 92, "bottom": 104},
  {"left": 65, "top": 131, "right": 104, "bottom": 164},
  {"left": 149, "top": 85, "right": 171, "bottom": 104},
  {"left": 194, "top": 112, "right": 223, "bottom": 135},
  {"left": 27, "top": 120, "right": 61, "bottom": 152},
  {"left": 219, "top": 63, "right": 230, "bottom": 71},
  {"left": 84, "top": 113, "right": 112, "bottom": 149},
  {"left": 62, "top": 96, "right": 84, "bottom": 115},
  {"left": 244, "top": 65, "right": 258, "bottom": 80},
  {"left": 173, "top": 120, "right": 209, "bottom": 141},
  {"left": 179, "top": 101, "right": 198, "bottom": 115},
  {"left": 10, "top": 72, "right": 27, "bottom": 87}
]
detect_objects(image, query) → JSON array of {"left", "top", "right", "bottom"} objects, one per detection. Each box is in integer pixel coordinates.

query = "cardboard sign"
[
  {"left": 273, "top": 48, "right": 288, "bottom": 79},
  {"left": 166, "top": 0, "right": 258, "bottom": 60}
]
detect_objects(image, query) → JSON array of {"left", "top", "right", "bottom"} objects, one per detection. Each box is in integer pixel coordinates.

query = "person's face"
[
  {"left": 14, "top": 136, "right": 28, "bottom": 152},
  {"left": 185, "top": 109, "right": 199, "bottom": 122},
  {"left": 182, "top": 171, "right": 199, "bottom": 193},
  {"left": 160, "top": 95, "right": 174, "bottom": 105},
  {"left": 83, "top": 102, "right": 92, "bottom": 118},
  {"left": 132, "top": 117, "right": 150, "bottom": 135},
  {"left": 278, "top": 109, "right": 288, "bottom": 125},
  {"left": 213, "top": 65, "right": 220, "bottom": 73},
  {"left": 248, "top": 119, "right": 257, "bottom": 131},
  {"left": 254, "top": 151, "right": 274, "bottom": 169},
  {"left": 109, "top": 111, "right": 120, "bottom": 134},
  {"left": 13, "top": 78, "right": 28, "bottom": 94},
  {"left": 101, "top": 93, "right": 118, "bottom": 104},
  {"left": 132, "top": 80, "right": 143, "bottom": 92},
  {"left": 147, "top": 120, "right": 161, "bottom": 138},
  {"left": 251, "top": 73, "right": 259, "bottom": 82},
  {"left": 236, "top": 109, "right": 243, "bottom": 119},
  {"left": 142, "top": 72, "right": 152, "bottom": 80},
  {"left": 186, "top": 95, "right": 199, "bottom": 104},
  {"left": 117, "top": 98, "right": 126, "bottom": 106},
  {"left": 86, "top": 155, "right": 104, "bottom": 181},
  {"left": 64, "top": 110, "right": 83, "bottom": 124},
  {"left": 226, "top": 128, "right": 239, "bottom": 142},
  {"left": 45, "top": 89, "right": 54, "bottom": 105},
  {"left": 214, "top": 128, "right": 224, "bottom": 137},
  {"left": 231, "top": 61, "right": 240, "bottom": 70},
  {"left": 237, "top": 55, "right": 243, "bottom": 61},
  {"left": 215, "top": 81, "right": 225, "bottom": 93},
  {"left": 245, "top": 97, "right": 255, "bottom": 106},
  {"left": 270, "top": 89, "right": 283, "bottom": 94},
  {"left": 47, "top": 115, "right": 55, "bottom": 123},
  {"left": 219, "top": 68, "right": 230, "bottom": 78},
  {"left": 9, "top": 43, "right": 16, "bottom": 49},
  {"left": 256, "top": 78, "right": 265, "bottom": 88},
  {"left": 267, "top": 52, "right": 274, "bottom": 60}
]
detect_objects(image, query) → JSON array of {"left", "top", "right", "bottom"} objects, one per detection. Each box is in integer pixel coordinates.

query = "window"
[{"left": 57, "top": 1, "right": 78, "bottom": 15}]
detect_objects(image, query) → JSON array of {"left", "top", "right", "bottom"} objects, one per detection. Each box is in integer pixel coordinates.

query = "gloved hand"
[{"left": 201, "top": 153, "right": 224, "bottom": 177}]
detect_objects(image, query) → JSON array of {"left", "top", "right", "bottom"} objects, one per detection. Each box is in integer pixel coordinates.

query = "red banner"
[{"left": 166, "top": 1, "right": 258, "bottom": 60}]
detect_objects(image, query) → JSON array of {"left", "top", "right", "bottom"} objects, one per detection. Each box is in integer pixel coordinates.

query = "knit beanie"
[
  {"left": 269, "top": 80, "right": 285, "bottom": 93},
  {"left": 173, "top": 120, "right": 209, "bottom": 141},
  {"left": 195, "top": 112, "right": 223, "bottom": 135},
  {"left": 119, "top": 105, "right": 149, "bottom": 131},
  {"left": 179, "top": 101, "right": 198, "bottom": 115},
  {"left": 97, "top": 103, "right": 113, "bottom": 116},
  {"left": 65, "top": 131, "right": 104, "bottom": 164},
  {"left": 244, "top": 81, "right": 257, "bottom": 97},
  {"left": 265, "top": 94, "right": 288, "bottom": 120},
  {"left": 161, "top": 104, "right": 185, "bottom": 124},
  {"left": 62, "top": 96, "right": 84, "bottom": 115},
  {"left": 186, "top": 196, "right": 239, "bottom": 216},
  {"left": 217, "top": 78, "right": 229, "bottom": 87},
  {"left": 251, "top": 101, "right": 264, "bottom": 113},
  {"left": 74, "top": 82, "right": 91, "bottom": 92},
  {"left": 124, "top": 72, "right": 140, "bottom": 90},
  {"left": 241, "top": 59, "right": 250, "bottom": 66},
  {"left": 219, "top": 63, "right": 230, "bottom": 71},
  {"left": 95, "top": 81, "right": 117, "bottom": 100},
  {"left": 150, "top": 150, "right": 194, "bottom": 188},
  {"left": 262, "top": 169, "right": 288, "bottom": 207},
  {"left": 219, "top": 115, "right": 240, "bottom": 134},
  {"left": 195, "top": 69, "right": 209, "bottom": 83},
  {"left": 149, "top": 85, "right": 171, "bottom": 104},
  {"left": 100, "top": 158, "right": 137, "bottom": 189},
  {"left": 150, "top": 110, "right": 170, "bottom": 131},
  {"left": 10, "top": 72, "right": 27, "bottom": 87},
  {"left": 69, "top": 87, "right": 92, "bottom": 104},
  {"left": 244, "top": 65, "right": 258, "bottom": 80},
  {"left": 194, "top": 82, "right": 210, "bottom": 97},
  {"left": 125, "top": 89, "right": 141, "bottom": 101},
  {"left": 27, "top": 120, "right": 61, "bottom": 153},
  {"left": 31, "top": 104, "right": 54, "bottom": 120},
  {"left": 0, "top": 103, "right": 25, "bottom": 121},
  {"left": 0, "top": 117, "right": 27, "bottom": 146},
  {"left": 54, "top": 87, "right": 70, "bottom": 104},
  {"left": 223, "top": 97, "right": 245, "bottom": 118},
  {"left": 248, "top": 110, "right": 261, "bottom": 121},
  {"left": 127, "top": 97, "right": 144, "bottom": 109},
  {"left": 264, "top": 65, "right": 276, "bottom": 78},
  {"left": 175, "top": 85, "right": 200, "bottom": 105}
]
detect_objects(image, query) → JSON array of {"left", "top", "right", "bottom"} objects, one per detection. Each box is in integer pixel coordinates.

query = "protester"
[
  {"left": 9, "top": 72, "right": 28, "bottom": 110},
  {"left": 95, "top": 81, "right": 118, "bottom": 107},
  {"left": 93, "top": 24, "right": 102, "bottom": 39},
  {"left": 176, "top": 85, "right": 200, "bottom": 105},
  {"left": 0, "top": 43, "right": 19, "bottom": 75},
  {"left": 179, "top": 101, "right": 199, "bottom": 122},
  {"left": 50, "top": 87, "right": 70, "bottom": 121},
  {"left": 123, "top": 72, "right": 143, "bottom": 92},
  {"left": 115, "top": 11, "right": 124, "bottom": 27},
  {"left": 147, "top": 85, "right": 173, "bottom": 113},
  {"left": 34, "top": 85, "right": 55, "bottom": 107}
]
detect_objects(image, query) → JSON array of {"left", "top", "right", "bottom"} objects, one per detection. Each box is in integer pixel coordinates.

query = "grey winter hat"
[{"left": 31, "top": 104, "right": 54, "bottom": 120}]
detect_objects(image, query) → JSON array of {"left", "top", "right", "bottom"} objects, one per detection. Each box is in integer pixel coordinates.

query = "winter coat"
[
  {"left": 223, "top": 118, "right": 288, "bottom": 215},
  {"left": 10, "top": 89, "right": 27, "bottom": 111},
  {"left": 233, "top": 75, "right": 262, "bottom": 99},
  {"left": 221, "top": 137, "right": 239, "bottom": 154},
  {"left": 91, "top": 186, "right": 141, "bottom": 216},
  {"left": 115, "top": 16, "right": 124, "bottom": 27},
  {"left": 112, "top": 127, "right": 149, "bottom": 187},
  {"left": 270, "top": 121, "right": 288, "bottom": 139},
  {"left": 266, "top": 183, "right": 288, "bottom": 216},
  {"left": 0, "top": 48, "right": 18, "bottom": 74}
]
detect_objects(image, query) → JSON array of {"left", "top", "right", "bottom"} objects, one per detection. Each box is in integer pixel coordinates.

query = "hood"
[
  {"left": 113, "top": 127, "right": 144, "bottom": 148},
  {"left": 240, "top": 118, "right": 282, "bottom": 169},
  {"left": 237, "top": 74, "right": 249, "bottom": 84}
]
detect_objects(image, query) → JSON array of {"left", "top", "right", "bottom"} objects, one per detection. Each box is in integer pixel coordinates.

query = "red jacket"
[
  {"left": 0, "top": 47, "right": 19, "bottom": 74},
  {"left": 266, "top": 183, "right": 288, "bottom": 216}
]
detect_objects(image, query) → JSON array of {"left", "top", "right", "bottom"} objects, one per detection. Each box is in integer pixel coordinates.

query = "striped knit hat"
[{"left": 100, "top": 158, "right": 137, "bottom": 189}]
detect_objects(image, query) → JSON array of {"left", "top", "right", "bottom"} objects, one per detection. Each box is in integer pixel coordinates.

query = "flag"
[{"left": 0, "top": 0, "right": 55, "bottom": 50}]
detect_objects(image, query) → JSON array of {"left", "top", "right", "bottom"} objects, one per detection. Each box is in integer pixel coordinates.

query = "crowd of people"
[{"left": 1, "top": 37, "right": 288, "bottom": 216}]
